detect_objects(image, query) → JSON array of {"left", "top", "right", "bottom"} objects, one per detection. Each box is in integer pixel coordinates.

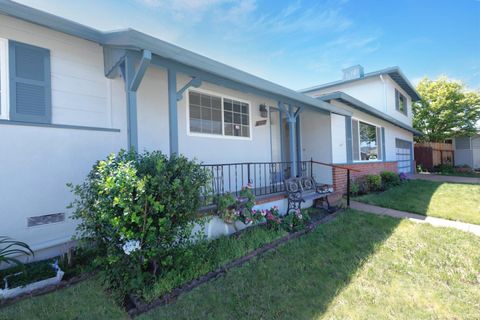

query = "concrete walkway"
[
  {"left": 411, "top": 173, "right": 480, "bottom": 184},
  {"left": 351, "top": 201, "right": 480, "bottom": 236}
]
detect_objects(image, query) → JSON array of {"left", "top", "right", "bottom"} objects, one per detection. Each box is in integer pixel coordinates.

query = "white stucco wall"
[
  {"left": 330, "top": 113, "right": 347, "bottom": 163},
  {"left": 307, "top": 75, "right": 413, "bottom": 127},
  {"left": 330, "top": 100, "right": 414, "bottom": 163},
  {"left": 0, "top": 14, "right": 127, "bottom": 258},
  {"left": 0, "top": 14, "right": 113, "bottom": 128},
  {"left": 299, "top": 109, "right": 333, "bottom": 183}
]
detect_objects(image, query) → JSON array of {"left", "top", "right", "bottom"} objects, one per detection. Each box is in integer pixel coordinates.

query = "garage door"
[{"left": 396, "top": 139, "right": 412, "bottom": 174}]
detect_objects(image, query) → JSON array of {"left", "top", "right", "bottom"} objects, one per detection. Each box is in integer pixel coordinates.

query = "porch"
[{"left": 200, "top": 159, "right": 356, "bottom": 209}]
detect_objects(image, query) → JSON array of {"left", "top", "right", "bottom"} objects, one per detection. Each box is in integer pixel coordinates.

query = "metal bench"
[{"left": 284, "top": 177, "right": 333, "bottom": 213}]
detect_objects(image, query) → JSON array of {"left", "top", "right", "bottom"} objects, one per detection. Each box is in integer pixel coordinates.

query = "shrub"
[
  {"left": 434, "top": 164, "right": 454, "bottom": 174},
  {"left": 366, "top": 174, "right": 382, "bottom": 192},
  {"left": 380, "top": 171, "right": 401, "bottom": 189},
  {"left": 349, "top": 179, "right": 360, "bottom": 195},
  {"left": 282, "top": 209, "right": 310, "bottom": 232},
  {"left": 355, "top": 176, "right": 370, "bottom": 195},
  {"left": 0, "top": 236, "right": 33, "bottom": 266},
  {"left": 69, "top": 150, "right": 210, "bottom": 298}
]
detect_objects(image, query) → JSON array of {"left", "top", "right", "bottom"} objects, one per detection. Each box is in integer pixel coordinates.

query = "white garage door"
[{"left": 396, "top": 139, "right": 412, "bottom": 174}]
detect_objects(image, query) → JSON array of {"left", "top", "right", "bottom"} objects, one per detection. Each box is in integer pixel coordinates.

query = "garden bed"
[{"left": 128, "top": 208, "right": 338, "bottom": 317}]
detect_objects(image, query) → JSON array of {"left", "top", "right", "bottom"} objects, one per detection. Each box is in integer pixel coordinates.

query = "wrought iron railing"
[{"left": 200, "top": 159, "right": 359, "bottom": 208}]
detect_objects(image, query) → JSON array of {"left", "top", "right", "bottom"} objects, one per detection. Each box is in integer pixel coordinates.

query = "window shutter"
[
  {"left": 352, "top": 119, "right": 359, "bottom": 160},
  {"left": 376, "top": 126, "right": 383, "bottom": 160},
  {"left": 9, "top": 41, "right": 51, "bottom": 123},
  {"left": 395, "top": 89, "right": 399, "bottom": 111}
]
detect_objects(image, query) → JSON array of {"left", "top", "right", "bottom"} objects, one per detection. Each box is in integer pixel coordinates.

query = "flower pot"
[{"left": 0, "top": 265, "right": 64, "bottom": 299}]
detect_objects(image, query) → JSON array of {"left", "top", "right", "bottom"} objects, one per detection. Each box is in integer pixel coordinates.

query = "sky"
[{"left": 15, "top": 0, "right": 480, "bottom": 91}]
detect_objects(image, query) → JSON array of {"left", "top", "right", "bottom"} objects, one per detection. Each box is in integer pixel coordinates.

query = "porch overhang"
[{"left": 318, "top": 92, "right": 423, "bottom": 136}]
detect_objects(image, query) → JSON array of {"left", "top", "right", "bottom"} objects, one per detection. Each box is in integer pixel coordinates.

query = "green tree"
[{"left": 413, "top": 77, "right": 480, "bottom": 142}]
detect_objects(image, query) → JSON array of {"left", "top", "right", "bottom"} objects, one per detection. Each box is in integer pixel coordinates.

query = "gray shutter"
[
  {"left": 381, "top": 127, "right": 386, "bottom": 161},
  {"left": 9, "top": 41, "right": 51, "bottom": 123},
  {"left": 352, "top": 119, "right": 359, "bottom": 160},
  {"left": 395, "top": 89, "right": 399, "bottom": 111},
  {"left": 376, "top": 126, "right": 383, "bottom": 160}
]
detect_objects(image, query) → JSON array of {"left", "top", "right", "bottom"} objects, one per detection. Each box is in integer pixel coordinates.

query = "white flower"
[{"left": 122, "top": 239, "right": 141, "bottom": 255}]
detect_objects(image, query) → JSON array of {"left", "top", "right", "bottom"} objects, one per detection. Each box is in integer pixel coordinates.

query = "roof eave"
[{"left": 319, "top": 92, "right": 423, "bottom": 136}]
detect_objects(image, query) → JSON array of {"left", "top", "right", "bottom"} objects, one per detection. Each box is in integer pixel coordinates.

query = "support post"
[
  {"left": 168, "top": 68, "right": 178, "bottom": 155},
  {"left": 345, "top": 115, "right": 353, "bottom": 163},
  {"left": 278, "top": 101, "right": 285, "bottom": 163},
  {"left": 287, "top": 106, "right": 297, "bottom": 177},
  {"left": 122, "top": 54, "right": 138, "bottom": 152},
  {"left": 347, "top": 169, "right": 351, "bottom": 207}
]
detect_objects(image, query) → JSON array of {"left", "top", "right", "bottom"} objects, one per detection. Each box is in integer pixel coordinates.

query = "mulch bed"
[{"left": 127, "top": 209, "right": 342, "bottom": 317}]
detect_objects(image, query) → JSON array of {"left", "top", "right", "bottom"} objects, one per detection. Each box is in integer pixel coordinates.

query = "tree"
[{"left": 413, "top": 77, "right": 480, "bottom": 142}]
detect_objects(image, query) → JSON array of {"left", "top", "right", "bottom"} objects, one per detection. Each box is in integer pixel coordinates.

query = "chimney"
[{"left": 342, "top": 65, "right": 364, "bottom": 80}]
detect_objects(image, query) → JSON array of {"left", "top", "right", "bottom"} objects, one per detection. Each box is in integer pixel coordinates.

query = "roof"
[
  {"left": 0, "top": 0, "right": 351, "bottom": 116},
  {"left": 300, "top": 66, "right": 421, "bottom": 102},
  {"left": 318, "top": 91, "right": 423, "bottom": 136}
]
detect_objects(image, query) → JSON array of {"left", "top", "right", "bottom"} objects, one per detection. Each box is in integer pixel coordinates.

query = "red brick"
[{"left": 332, "top": 162, "right": 398, "bottom": 194}]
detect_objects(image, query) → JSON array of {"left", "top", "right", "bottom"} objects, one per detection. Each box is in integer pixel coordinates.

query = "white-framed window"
[
  {"left": 352, "top": 118, "right": 383, "bottom": 161},
  {"left": 0, "top": 38, "right": 9, "bottom": 120},
  {"left": 395, "top": 89, "right": 407, "bottom": 115},
  {"left": 188, "top": 89, "right": 251, "bottom": 139}
]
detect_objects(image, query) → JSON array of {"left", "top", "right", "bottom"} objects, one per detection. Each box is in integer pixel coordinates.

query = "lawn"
[
  {"left": 1, "top": 210, "right": 479, "bottom": 319},
  {"left": 355, "top": 179, "right": 480, "bottom": 225}
]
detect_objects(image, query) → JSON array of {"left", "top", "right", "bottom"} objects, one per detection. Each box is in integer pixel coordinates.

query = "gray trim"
[
  {"left": 121, "top": 53, "right": 139, "bottom": 152},
  {"left": 9, "top": 40, "right": 52, "bottom": 124},
  {"left": 300, "top": 66, "right": 421, "bottom": 102},
  {"left": 168, "top": 68, "right": 178, "bottom": 155},
  {"left": 318, "top": 91, "right": 423, "bottom": 136},
  {"left": 345, "top": 116, "right": 353, "bottom": 163},
  {"left": 0, "top": 119, "right": 120, "bottom": 132},
  {"left": 381, "top": 127, "right": 386, "bottom": 161},
  {"left": 278, "top": 105, "right": 285, "bottom": 163}
]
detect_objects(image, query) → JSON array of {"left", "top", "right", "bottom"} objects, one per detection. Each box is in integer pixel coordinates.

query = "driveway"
[{"left": 411, "top": 173, "right": 480, "bottom": 184}]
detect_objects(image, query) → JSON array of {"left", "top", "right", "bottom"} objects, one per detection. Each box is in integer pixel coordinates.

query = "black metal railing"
[{"left": 200, "top": 159, "right": 359, "bottom": 208}]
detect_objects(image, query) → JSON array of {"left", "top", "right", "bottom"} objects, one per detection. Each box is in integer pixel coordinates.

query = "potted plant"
[{"left": 0, "top": 260, "right": 64, "bottom": 299}]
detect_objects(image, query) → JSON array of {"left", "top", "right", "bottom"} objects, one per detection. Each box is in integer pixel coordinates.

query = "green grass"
[
  {"left": 355, "top": 179, "right": 480, "bottom": 225},
  {"left": 1, "top": 211, "right": 479, "bottom": 319},
  {"left": 439, "top": 171, "right": 480, "bottom": 178},
  {"left": 0, "top": 278, "right": 127, "bottom": 320},
  {"left": 142, "top": 225, "right": 287, "bottom": 301}
]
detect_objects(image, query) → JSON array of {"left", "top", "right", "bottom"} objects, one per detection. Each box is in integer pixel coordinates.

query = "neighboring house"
[
  {"left": 451, "top": 134, "right": 480, "bottom": 169},
  {"left": 0, "top": 1, "right": 421, "bottom": 260},
  {"left": 300, "top": 65, "right": 422, "bottom": 183}
]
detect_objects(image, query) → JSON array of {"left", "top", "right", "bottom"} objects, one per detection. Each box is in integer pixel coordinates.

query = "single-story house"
[
  {"left": 0, "top": 1, "right": 421, "bottom": 260},
  {"left": 451, "top": 134, "right": 480, "bottom": 169}
]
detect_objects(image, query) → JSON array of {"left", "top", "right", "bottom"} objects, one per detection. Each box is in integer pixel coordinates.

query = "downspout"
[{"left": 380, "top": 75, "right": 387, "bottom": 113}]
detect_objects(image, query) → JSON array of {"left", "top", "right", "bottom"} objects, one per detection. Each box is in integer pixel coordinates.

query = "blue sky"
[{"left": 16, "top": 0, "right": 480, "bottom": 90}]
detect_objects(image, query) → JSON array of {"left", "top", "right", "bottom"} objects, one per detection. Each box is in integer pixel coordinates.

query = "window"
[
  {"left": 0, "top": 38, "right": 7, "bottom": 119},
  {"left": 188, "top": 90, "right": 251, "bottom": 138},
  {"left": 395, "top": 89, "right": 407, "bottom": 115},
  {"left": 352, "top": 119, "right": 383, "bottom": 161},
  {"left": 223, "top": 98, "right": 249, "bottom": 137}
]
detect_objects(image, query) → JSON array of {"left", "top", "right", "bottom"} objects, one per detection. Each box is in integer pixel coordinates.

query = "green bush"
[
  {"left": 434, "top": 164, "right": 454, "bottom": 174},
  {"left": 69, "top": 150, "right": 210, "bottom": 298},
  {"left": 282, "top": 209, "right": 310, "bottom": 232},
  {"left": 350, "top": 180, "right": 360, "bottom": 195},
  {"left": 355, "top": 176, "right": 370, "bottom": 195},
  {"left": 380, "top": 171, "right": 401, "bottom": 189},
  {"left": 366, "top": 174, "right": 382, "bottom": 192}
]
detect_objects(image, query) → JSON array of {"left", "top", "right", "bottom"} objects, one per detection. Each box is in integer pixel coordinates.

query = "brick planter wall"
[{"left": 333, "top": 161, "right": 398, "bottom": 194}]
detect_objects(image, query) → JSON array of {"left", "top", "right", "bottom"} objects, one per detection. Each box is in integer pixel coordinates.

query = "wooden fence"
[{"left": 414, "top": 142, "right": 454, "bottom": 171}]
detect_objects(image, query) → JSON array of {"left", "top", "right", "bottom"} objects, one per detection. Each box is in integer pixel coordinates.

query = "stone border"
[
  {"left": 127, "top": 210, "right": 342, "bottom": 317},
  {"left": 0, "top": 272, "right": 94, "bottom": 309}
]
